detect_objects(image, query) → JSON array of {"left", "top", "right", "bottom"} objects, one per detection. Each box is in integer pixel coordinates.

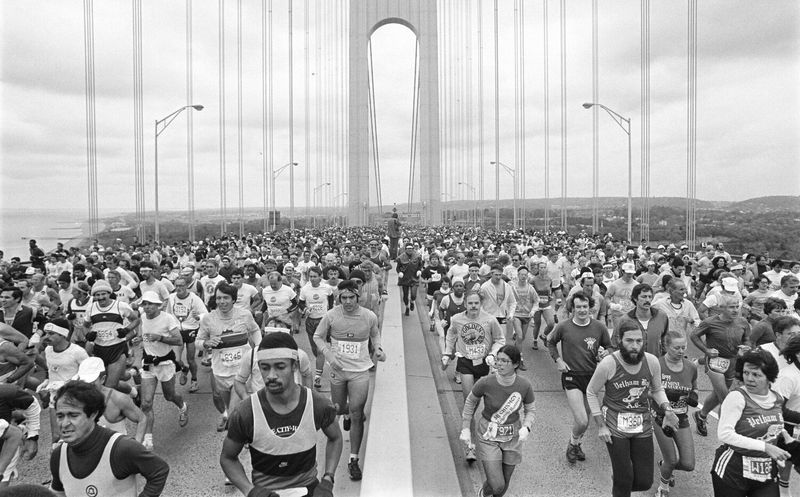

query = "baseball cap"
[
  {"left": 140, "top": 291, "right": 163, "bottom": 305},
  {"left": 622, "top": 262, "right": 636, "bottom": 274},
  {"left": 73, "top": 357, "right": 106, "bottom": 383}
]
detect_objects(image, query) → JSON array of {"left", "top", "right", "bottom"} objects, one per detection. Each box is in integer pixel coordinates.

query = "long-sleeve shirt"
[
  {"left": 445, "top": 310, "right": 505, "bottom": 359},
  {"left": 50, "top": 425, "right": 170, "bottom": 496},
  {"left": 717, "top": 389, "right": 779, "bottom": 453}
]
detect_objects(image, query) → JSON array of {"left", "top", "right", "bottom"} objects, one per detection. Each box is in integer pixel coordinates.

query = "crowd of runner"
[{"left": 0, "top": 222, "right": 798, "bottom": 496}]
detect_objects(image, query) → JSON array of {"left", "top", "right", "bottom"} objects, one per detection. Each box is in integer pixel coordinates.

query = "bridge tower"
[{"left": 347, "top": 0, "right": 441, "bottom": 226}]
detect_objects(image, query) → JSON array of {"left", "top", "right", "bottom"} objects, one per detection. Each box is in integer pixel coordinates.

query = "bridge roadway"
[{"left": 14, "top": 272, "right": 800, "bottom": 496}]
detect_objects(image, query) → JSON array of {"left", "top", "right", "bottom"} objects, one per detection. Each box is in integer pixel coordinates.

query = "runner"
[
  {"left": 711, "top": 349, "right": 789, "bottom": 497},
  {"left": 49, "top": 381, "right": 170, "bottom": 496},
  {"left": 531, "top": 262, "right": 557, "bottom": 346},
  {"left": 134, "top": 292, "right": 189, "bottom": 451},
  {"left": 83, "top": 280, "right": 139, "bottom": 393},
  {"left": 479, "top": 265, "right": 517, "bottom": 344},
  {"left": 443, "top": 291, "right": 505, "bottom": 462},
  {"left": 460, "top": 345, "right": 535, "bottom": 497},
  {"left": 773, "top": 328, "right": 800, "bottom": 496},
  {"left": 586, "top": 321, "right": 680, "bottom": 497},
  {"left": 166, "top": 276, "right": 208, "bottom": 393},
  {"left": 652, "top": 330, "right": 699, "bottom": 497},
  {"left": 72, "top": 357, "right": 146, "bottom": 444},
  {"left": 261, "top": 270, "right": 297, "bottom": 330},
  {"left": 396, "top": 243, "right": 423, "bottom": 316},
  {"left": 39, "top": 320, "right": 89, "bottom": 445},
  {"left": 197, "top": 282, "right": 262, "bottom": 434},
  {"left": 298, "top": 266, "right": 334, "bottom": 388},
  {"left": 510, "top": 266, "right": 539, "bottom": 350},
  {"left": 222, "top": 330, "right": 340, "bottom": 497},
  {"left": 690, "top": 294, "right": 751, "bottom": 436},
  {"left": 313, "top": 279, "right": 385, "bottom": 481},
  {"left": 547, "top": 292, "right": 612, "bottom": 463}
]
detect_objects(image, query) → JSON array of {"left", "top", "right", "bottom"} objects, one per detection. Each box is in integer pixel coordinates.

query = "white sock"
[
  {"left": 350, "top": 453, "right": 358, "bottom": 461},
  {"left": 570, "top": 434, "right": 583, "bottom": 445}
]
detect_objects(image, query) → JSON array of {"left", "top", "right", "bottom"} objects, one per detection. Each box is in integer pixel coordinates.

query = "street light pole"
[
  {"left": 312, "top": 182, "right": 331, "bottom": 228},
  {"left": 154, "top": 104, "right": 203, "bottom": 242},
  {"left": 459, "top": 182, "right": 477, "bottom": 228},
  {"left": 582, "top": 103, "right": 632, "bottom": 242},
  {"left": 271, "top": 161, "right": 298, "bottom": 231},
  {"left": 490, "top": 161, "right": 518, "bottom": 229}
]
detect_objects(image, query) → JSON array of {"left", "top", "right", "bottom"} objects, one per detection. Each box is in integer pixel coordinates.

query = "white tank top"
[{"left": 59, "top": 432, "right": 138, "bottom": 497}]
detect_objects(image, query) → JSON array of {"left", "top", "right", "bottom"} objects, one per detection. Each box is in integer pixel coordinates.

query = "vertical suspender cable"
[
  {"left": 219, "top": 0, "right": 227, "bottom": 235},
  {"left": 262, "top": 0, "right": 269, "bottom": 232},
  {"left": 187, "top": 0, "right": 196, "bottom": 241},
  {"left": 559, "top": 0, "right": 567, "bottom": 231},
  {"left": 132, "top": 0, "right": 143, "bottom": 241},
  {"left": 304, "top": 0, "right": 310, "bottom": 218},
  {"left": 514, "top": 0, "right": 519, "bottom": 230},
  {"left": 640, "top": 0, "right": 649, "bottom": 242},
  {"left": 543, "top": 0, "right": 550, "bottom": 233},
  {"left": 340, "top": 0, "right": 347, "bottom": 223},
  {"left": 314, "top": 0, "right": 321, "bottom": 215},
  {"left": 493, "top": 0, "right": 500, "bottom": 231},
  {"left": 84, "top": 0, "right": 98, "bottom": 237},
  {"left": 466, "top": 0, "right": 474, "bottom": 227},
  {"left": 477, "top": 0, "right": 484, "bottom": 227},
  {"left": 367, "top": 40, "right": 383, "bottom": 211},
  {"left": 520, "top": 0, "right": 526, "bottom": 231},
  {"left": 592, "top": 0, "right": 599, "bottom": 235},
  {"left": 269, "top": 0, "right": 276, "bottom": 231},
  {"left": 289, "top": 0, "right": 295, "bottom": 230},
  {"left": 237, "top": 0, "right": 244, "bottom": 236},
  {"left": 407, "top": 42, "right": 421, "bottom": 212},
  {"left": 687, "top": 0, "right": 697, "bottom": 250}
]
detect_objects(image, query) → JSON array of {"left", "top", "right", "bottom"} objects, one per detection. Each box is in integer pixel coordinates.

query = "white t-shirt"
[
  {"left": 234, "top": 283, "right": 259, "bottom": 311},
  {"left": 299, "top": 283, "right": 334, "bottom": 319},
  {"left": 45, "top": 344, "right": 89, "bottom": 383},
  {"left": 774, "top": 362, "right": 800, "bottom": 412},
  {"left": 140, "top": 312, "right": 179, "bottom": 357},
  {"left": 262, "top": 285, "right": 297, "bottom": 321}
]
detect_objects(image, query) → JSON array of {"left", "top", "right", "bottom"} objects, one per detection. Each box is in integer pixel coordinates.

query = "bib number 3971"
[{"left": 617, "top": 412, "right": 644, "bottom": 434}]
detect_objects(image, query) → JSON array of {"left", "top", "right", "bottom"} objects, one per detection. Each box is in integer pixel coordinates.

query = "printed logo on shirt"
[
  {"left": 584, "top": 337, "right": 597, "bottom": 351},
  {"left": 460, "top": 322, "right": 486, "bottom": 345},
  {"left": 85, "top": 485, "right": 98, "bottom": 497}
]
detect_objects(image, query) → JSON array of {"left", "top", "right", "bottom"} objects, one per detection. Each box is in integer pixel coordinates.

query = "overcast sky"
[{"left": 1, "top": 0, "right": 798, "bottom": 219}]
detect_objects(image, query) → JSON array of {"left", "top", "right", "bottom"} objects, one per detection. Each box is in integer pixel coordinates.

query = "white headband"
[
  {"left": 44, "top": 323, "right": 70, "bottom": 337},
  {"left": 256, "top": 348, "right": 299, "bottom": 362}
]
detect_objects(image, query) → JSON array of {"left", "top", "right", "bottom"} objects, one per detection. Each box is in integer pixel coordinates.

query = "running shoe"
[
  {"left": 189, "top": 380, "right": 199, "bottom": 393},
  {"left": 540, "top": 335, "right": 548, "bottom": 346},
  {"left": 574, "top": 443, "right": 586, "bottom": 461},
  {"left": 566, "top": 443, "right": 578, "bottom": 464},
  {"left": 532, "top": 341, "right": 539, "bottom": 350},
  {"left": 179, "top": 403, "right": 189, "bottom": 427},
  {"left": 658, "top": 461, "right": 676, "bottom": 487},
  {"left": 518, "top": 358, "right": 528, "bottom": 371},
  {"left": 693, "top": 411, "right": 708, "bottom": 437},
  {"left": 179, "top": 370, "right": 188, "bottom": 386},
  {"left": 405, "top": 307, "right": 410, "bottom": 316},
  {"left": 224, "top": 477, "right": 233, "bottom": 486},
  {"left": 314, "top": 375, "right": 322, "bottom": 389},
  {"left": 465, "top": 446, "right": 477, "bottom": 462},
  {"left": 430, "top": 322, "right": 436, "bottom": 332},
  {"left": 348, "top": 458, "right": 363, "bottom": 481},
  {"left": 343, "top": 416, "right": 351, "bottom": 431},
  {"left": 143, "top": 438, "right": 153, "bottom": 451},
  {"left": 410, "top": 302, "right": 415, "bottom": 311},
  {"left": 654, "top": 487, "right": 670, "bottom": 497},
  {"left": 217, "top": 414, "right": 228, "bottom": 432}
]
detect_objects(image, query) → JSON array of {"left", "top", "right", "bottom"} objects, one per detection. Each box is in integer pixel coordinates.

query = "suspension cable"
[
  {"left": 218, "top": 0, "right": 226, "bottom": 235},
  {"left": 261, "top": 0, "right": 268, "bottom": 232},
  {"left": 520, "top": 0, "right": 526, "bottom": 231},
  {"left": 366, "top": 39, "right": 383, "bottom": 212},
  {"left": 237, "top": 0, "right": 244, "bottom": 236},
  {"left": 187, "top": 0, "right": 196, "bottom": 240},
  {"left": 407, "top": 41, "right": 421, "bottom": 213},
  {"left": 132, "top": 0, "right": 143, "bottom": 241},
  {"left": 592, "top": 0, "right": 599, "bottom": 234},
  {"left": 543, "top": 0, "right": 550, "bottom": 233},
  {"left": 560, "top": 0, "right": 567, "bottom": 231}
]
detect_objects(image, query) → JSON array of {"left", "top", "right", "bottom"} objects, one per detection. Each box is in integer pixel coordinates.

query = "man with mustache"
[
  {"left": 587, "top": 321, "right": 679, "bottom": 497},
  {"left": 221, "top": 332, "right": 341, "bottom": 497}
]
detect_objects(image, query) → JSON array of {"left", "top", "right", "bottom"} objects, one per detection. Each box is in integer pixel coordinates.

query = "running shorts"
[
  {"left": 93, "top": 341, "right": 129, "bottom": 367},
  {"left": 561, "top": 372, "right": 593, "bottom": 393},
  {"left": 455, "top": 356, "right": 490, "bottom": 380}
]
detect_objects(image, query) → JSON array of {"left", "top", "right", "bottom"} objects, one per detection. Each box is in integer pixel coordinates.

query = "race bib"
[
  {"left": 465, "top": 343, "right": 486, "bottom": 360},
  {"left": 742, "top": 455, "right": 772, "bottom": 482},
  {"left": 337, "top": 341, "right": 362, "bottom": 358},
  {"left": 220, "top": 349, "right": 243, "bottom": 367},
  {"left": 97, "top": 328, "right": 115, "bottom": 341},
  {"left": 708, "top": 357, "right": 731, "bottom": 374},
  {"left": 539, "top": 295, "right": 550, "bottom": 305},
  {"left": 173, "top": 302, "right": 189, "bottom": 320},
  {"left": 494, "top": 423, "right": 516, "bottom": 442},
  {"left": 274, "top": 488, "right": 308, "bottom": 497},
  {"left": 672, "top": 400, "right": 688, "bottom": 415},
  {"left": 617, "top": 412, "right": 644, "bottom": 434}
]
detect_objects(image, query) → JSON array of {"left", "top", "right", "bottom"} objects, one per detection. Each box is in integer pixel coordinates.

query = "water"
[{"left": 0, "top": 209, "right": 89, "bottom": 259}]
